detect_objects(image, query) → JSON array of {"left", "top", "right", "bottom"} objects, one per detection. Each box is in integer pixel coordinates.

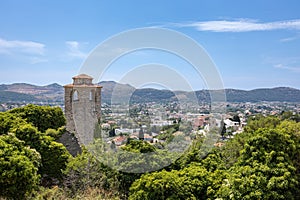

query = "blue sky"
[{"left": 0, "top": 0, "right": 300, "bottom": 90}]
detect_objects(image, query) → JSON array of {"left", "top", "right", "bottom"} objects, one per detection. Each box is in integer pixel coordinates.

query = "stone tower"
[{"left": 64, "top": 74, "right": 102, "bottom": 145}]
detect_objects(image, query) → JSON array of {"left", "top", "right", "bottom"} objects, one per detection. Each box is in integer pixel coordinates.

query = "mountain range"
[
  {"left": 0, "top": 81, "right": 300, "bottom": 103},
  {"left": 0, "top": 83, "right": 64, "bottom": 103}
]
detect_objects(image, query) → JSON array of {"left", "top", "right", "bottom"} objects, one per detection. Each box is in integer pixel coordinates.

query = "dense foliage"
[
  {"left": 129, "top": 115, "right": 300, "bottom": 199},
  {"left": 0, "top": 105, "right": 300, "bottom": 199},
  {"left": 0, "top": 134, "right": 41, "bottom": 199},
  {"left": 9, "top": 104, "right": 66, "bottom": 132},
  {"left": 0, "top": 105, "right": 70, "bottom": 199}
]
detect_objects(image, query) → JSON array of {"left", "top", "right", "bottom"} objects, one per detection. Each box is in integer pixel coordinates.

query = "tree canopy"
[
  {"left": 0, "top": 105, "right": 70, "bottom": 199},
  {"left": 0, "top": 134, "right": 41, "bottom": 199},
  {"left": 129, "top": 115, "right": 300, "bottom": 199},
  {"left": 9, "top": 104, "right": 66, "bottom": 132}
]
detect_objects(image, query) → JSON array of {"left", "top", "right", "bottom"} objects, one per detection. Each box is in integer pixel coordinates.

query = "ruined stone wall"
[
  {"left": 95, "top": 87, "right": 101, "bottom": 122},
  {"left": 64, "top": 86, "right": 76, "bottom": 134},
  {"left": 64, "top": 83, "right": 102, "bottom": 146}
]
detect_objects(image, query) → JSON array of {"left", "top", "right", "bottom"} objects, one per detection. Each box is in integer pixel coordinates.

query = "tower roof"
[
  {"left": 72, "top": 74, "right": 93, "bottom": 80},
  {"left": 64, "top": 73, "right": 102, "bottom": 87}
]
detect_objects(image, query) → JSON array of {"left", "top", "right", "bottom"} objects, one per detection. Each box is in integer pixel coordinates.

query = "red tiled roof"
[{"left": 114, "top": 136, "right": 127, "bottom": 143}]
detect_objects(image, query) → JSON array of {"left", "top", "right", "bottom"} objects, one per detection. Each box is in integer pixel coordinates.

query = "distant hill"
[
  {"left": 0, "top": 83, "right": 64, "bottom": 102},
  {"left": 99, "top": 81, "right": 300, "bottom": 103},
  {"left": 100, "top": 81, "right": 135, "bottom": 104},
  {"left": 0, "top": 81, "right": 300, "bottom": 103},
  {"left": 0, "top": 91, "right": 38, "bottom": 102},
  {"left": 225, "top": 87, "right": 300, "bottom": 102}
]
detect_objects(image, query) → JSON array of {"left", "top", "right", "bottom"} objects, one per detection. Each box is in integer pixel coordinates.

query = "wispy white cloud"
[
  {"left": 0, "top": 38, "right": 45, "bottom": 55},
  {"left": 274, "top": 64, "right": 300, "bottom": 73},
  {"left": 65, "top": 41, "right": 87, "bottom": 59},
  {"left": 178, "top": 19, "right": 300, "bottom": 32},
  {"left": 279, "top": 34, "right": 300, "bottom": 42}
]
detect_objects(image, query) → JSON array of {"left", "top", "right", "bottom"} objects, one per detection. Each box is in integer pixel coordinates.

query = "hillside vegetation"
[{"left": 1, "top": 82, "right": 300, "bottom": 103}]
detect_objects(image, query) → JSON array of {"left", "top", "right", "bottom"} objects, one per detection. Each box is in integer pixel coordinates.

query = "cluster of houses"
[{"left": 101, "top": 110, "right": 248, "bottom": 147}]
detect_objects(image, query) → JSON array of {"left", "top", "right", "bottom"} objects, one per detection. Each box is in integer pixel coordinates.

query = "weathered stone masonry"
[{"left": 64, "top": 74, "right": 102, "bottom": 145}]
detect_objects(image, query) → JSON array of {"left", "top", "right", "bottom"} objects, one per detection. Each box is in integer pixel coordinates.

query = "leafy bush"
[
  {"left": 9, "top": 104, "right": 66, "bottom": 132},
  {"left": 0, "top": 134, "right": 41, "bottom": 199}
]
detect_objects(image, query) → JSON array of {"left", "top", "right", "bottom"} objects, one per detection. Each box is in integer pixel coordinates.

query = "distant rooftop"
[
  {"left": 64, "top": 73, "right": 102, "bottom": 88},
  {"left": 66, "top": 74, "right": 98, "bottom": 86},
  {"left": 72, "top": 74, "right": 93, "bottom": 80}
]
